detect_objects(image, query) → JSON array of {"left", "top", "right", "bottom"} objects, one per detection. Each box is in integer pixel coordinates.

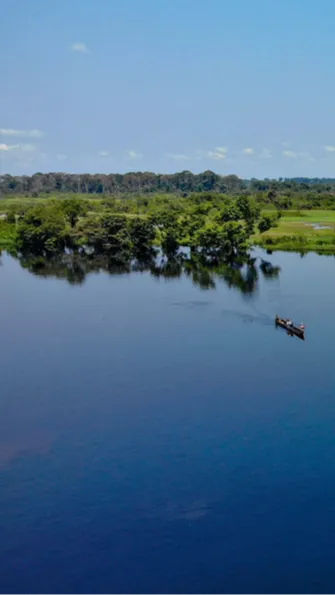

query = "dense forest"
[
  {"left": 0, "top": 193, "right": 278, "bottom": 263},
  {"left": 0, "top": 172, "right": 245, "bottom": 195},
  {"left": 2, "top": 171, "right": 335, "bottom": 205}
]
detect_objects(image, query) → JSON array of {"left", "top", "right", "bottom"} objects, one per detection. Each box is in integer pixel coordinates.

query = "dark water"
[{"left": 1, "top": 249, "right": 335, "bottom": 594}]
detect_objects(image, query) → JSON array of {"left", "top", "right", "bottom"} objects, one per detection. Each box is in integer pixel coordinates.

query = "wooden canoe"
[{"left": 275, "top": 315, "right": 305, "bottom": 340}]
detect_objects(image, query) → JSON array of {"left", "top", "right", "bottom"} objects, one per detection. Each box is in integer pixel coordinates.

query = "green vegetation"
[
  {"left": 3, "top": 171, "right": 335, "bottom": 200},
  {"left": 0, "top": 220, "right": 17, "bottom": 249},
  {"left": 254, "top": 210, "right": 335, "bottom": 253},
  {"left": 3, "top": 172, "right": 335, "bottom": 256},
  {"left": 0, "top": 172, "right": 246, "bottom": 196},
  {"left": 0, "top": 185, "right": 284, "bottom": 292},
  {"left": 4, "top": 194, "right": 263, "bottom": 262}
]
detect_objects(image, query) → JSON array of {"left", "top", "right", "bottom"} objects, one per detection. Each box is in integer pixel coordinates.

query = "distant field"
[
  {"left": 255, "top": 210, "right": 335, "bottom": 253},
  {"left": 0, "top": 197, "right": 43, "bottom": 211},
  {"left": 0, "top": 194, "right": 100, "bottom": 212}
]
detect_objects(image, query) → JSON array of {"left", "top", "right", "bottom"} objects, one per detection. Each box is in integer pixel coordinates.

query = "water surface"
[{"left": 1, "top": 250, "right": 335, "bottom": 593}]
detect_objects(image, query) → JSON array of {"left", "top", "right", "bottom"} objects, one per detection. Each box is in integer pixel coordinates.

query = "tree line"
[
  {"left": 2, "top": 171, "right": 335, "bottom": 199},
  {"left": 0, "top": 172, "right": 245, "bottom": 196}
]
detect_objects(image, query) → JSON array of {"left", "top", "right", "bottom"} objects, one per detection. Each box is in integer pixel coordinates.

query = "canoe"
[{"left": 275, "top": 315, "right": 305, "bottom": 340}]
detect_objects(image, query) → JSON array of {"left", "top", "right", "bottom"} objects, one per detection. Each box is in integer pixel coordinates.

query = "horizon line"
[{"left": 2, "top": 171, "right": 335, "bottom": 181}]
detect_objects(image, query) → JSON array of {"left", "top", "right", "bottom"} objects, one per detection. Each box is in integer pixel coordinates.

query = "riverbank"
[{"left": 254, "top": 209, "right": 335, "bottom": 253}]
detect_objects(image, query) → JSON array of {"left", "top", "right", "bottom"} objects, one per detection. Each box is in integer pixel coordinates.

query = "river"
[{"left": 1, "top": 249, "right": 335, "bottom": 593}]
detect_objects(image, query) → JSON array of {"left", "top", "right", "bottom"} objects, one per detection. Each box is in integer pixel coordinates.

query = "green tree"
[
  {"left": 195, "top": 222, "right": 225, "bottom": 254},
  {"left": 161, "top": 229, "right": 179, "bottom": 256},
  {"left": 258, "top": 213, "right": 279, "bottom": 234},
  {"left": 60, "top": 198, "right": 87, "bottom": 228},
  {"left": 236, "top": 195, "right": 261, "bottom": 233},
  {"left": 16, "top": 205, "right": 68, "bottom": 254},
  {"left": 6, "top": 207, "right": 17, "bottom": 224},
  {"left": 129, "top": 217, "right": 155, "bottom": 255},
  {"left": 195, "top": 220, "right": 249, "bottom": 259},
  {"left": 76, "top": 214, "right": 132, "bottom": 261},
  {"left": 220, "top": 221, "right": 249, "bottom": 258},
  {"left": 217, "top": 201, "right": 241, "bottom": 223},
  {"left": 180, "top": 213, "right": 205, "bottom": 247}
]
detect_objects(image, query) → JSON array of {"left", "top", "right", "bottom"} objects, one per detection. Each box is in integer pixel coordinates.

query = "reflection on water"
[{"left": 11, "top": 250, "right": 281, "bottom": 297}]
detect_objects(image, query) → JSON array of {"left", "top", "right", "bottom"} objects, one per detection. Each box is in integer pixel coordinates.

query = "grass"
[
  {"left": 0, "top": 194, "right": 103, "bottom": 213},
  {"left": 254, "top": 209, "right": 335, "bottom": 253},
  {"left": 0, "top": 221, "right": 17, "bottom": 249}
]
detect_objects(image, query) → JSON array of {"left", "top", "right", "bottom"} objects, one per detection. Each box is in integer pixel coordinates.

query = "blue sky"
[{"left": 2, "top": 0, "right": 335, "bottom": 178}]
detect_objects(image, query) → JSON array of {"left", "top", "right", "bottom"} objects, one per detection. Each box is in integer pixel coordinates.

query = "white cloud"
[
  {"left": 283, "top": 150, "right": 298, "bottom": 158},
  {"left": 71, "top": 42, "right": 89, "bottom": 54},
  {"left": 207, "top": 146, "right": 228, "bottom": 160},
  {"left": 259, "top": 148, "right": 272, "bottom": 159},
  {"left": 0, "top": 143, "right": 37, "bottom": 158},
  {"left": 282, "top": 141, "right": 290, "bottom": 148},
  {"left": 0, "top": 128, "right": 44, "bottom": 138},
  {"left": 99, "top": 150, "right": 110, "bottom": 157},
  {"left": 57, "top": 154, "right": 67, "bottom": 161},
  {"left": 166, "top": 153, "right": 189, "bottom": 160},
  {"left": 128, "top": 150, "right": 143, "bottom": 159},
  {"left": 325, "top": 145, "right": 335, "bottom": 153},
  {"left": 242, "top": 147, "right": 254, "bottom": 155},
  {"left": 0, "top": 143, "right": 20, "bottom": 152},
  {"left": 208, "top": 151, "right": 226, "bottom": 160}
]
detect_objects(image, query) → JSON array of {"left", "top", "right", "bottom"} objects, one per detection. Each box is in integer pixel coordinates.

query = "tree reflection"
[
  {"left": 13, "top": 249, "right": 281, "bottom": 297},
  {"left": 150, "top": 254, "right": 184, "bottom": 281},
  {"left": 259, "top": 258, "right": 281, "bottom": 279}
]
